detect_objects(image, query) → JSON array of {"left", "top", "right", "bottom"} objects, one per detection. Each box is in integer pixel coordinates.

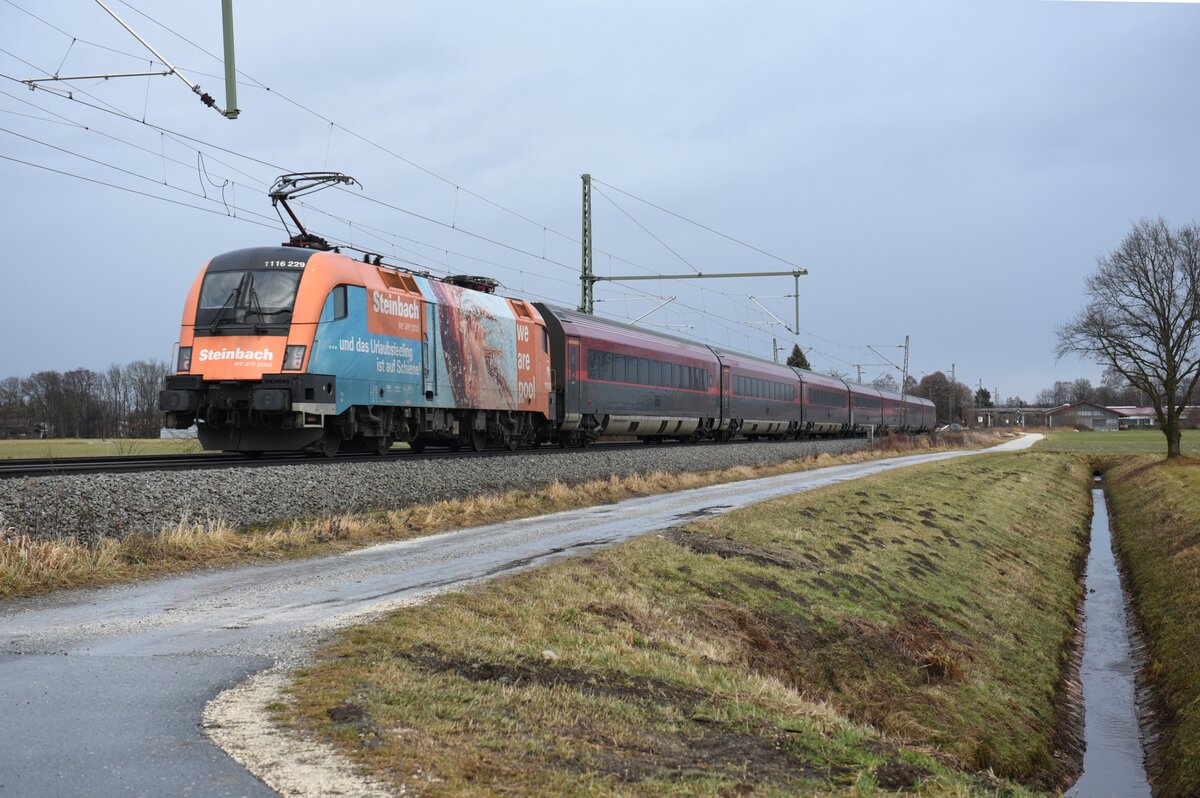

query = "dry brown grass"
[
  {"left": 285, "top": 447, "right": 1086, "bottom": 797},
  {"left": 0, "top": 431, "right": 1011, "bottom": 599}
]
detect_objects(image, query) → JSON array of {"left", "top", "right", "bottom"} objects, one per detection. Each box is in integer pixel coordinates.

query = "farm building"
[{"left": 1044, "top": 401, "right": 1124, "bottom": 431}]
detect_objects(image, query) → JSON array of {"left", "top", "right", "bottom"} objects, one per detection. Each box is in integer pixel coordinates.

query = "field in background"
[
  {"left": 285, "top": 451, "right": 1090, "bottom": 796},
  {"left": 0, "top": 437, "right": 206, "bottom": 458},
  {"left": 1033, "top": 429, "right": 1200, "bottom": 455}
]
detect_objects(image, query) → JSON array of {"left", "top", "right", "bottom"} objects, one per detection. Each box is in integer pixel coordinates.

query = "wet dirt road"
[{"left": 0, "top": 435, "right": 1039, "bottom": 796}]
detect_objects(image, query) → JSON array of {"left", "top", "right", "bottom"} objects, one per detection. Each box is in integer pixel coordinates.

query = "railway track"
[{"left": 0, "top": 438, "right": 705, "bottom": 479}]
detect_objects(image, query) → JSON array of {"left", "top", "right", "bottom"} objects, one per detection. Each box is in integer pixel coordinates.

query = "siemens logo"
[
  {"left": 198, "top": 347, "right": 274, "bottom": 362},
  {"left": 373, "top": 290, "right": 420, "bottom": 320}
]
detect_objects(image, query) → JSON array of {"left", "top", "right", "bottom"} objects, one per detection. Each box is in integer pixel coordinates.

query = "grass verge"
[
  {"left": 1034, "top": 429, "right": 1200, "bottom": 456},
  {"left": 282, "top": 450, "right": 1090, "bottom": 796},
  {"left": 1104, "top": 456, "right": 1200, "bottom": 797},
  {"left": 0, "top": 432, "right": 1009, "bottom": 599},
  {"left": 0, "top": 437, "right": 208, "bottom": 458}
]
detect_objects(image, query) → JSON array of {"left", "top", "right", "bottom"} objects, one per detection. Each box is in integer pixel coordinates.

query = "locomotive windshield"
[{"left": 195, "top": 269, "right": 302, "bottom": 333}]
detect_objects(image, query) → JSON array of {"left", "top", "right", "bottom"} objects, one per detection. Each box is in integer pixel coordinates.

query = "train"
[{"left": 159, "top": 245, "right": 935, "bottom": 455}]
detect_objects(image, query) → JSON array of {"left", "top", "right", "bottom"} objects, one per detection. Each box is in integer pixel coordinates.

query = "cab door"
[{"left": 422, "top": 302, "right": 438, "bottom": 401}]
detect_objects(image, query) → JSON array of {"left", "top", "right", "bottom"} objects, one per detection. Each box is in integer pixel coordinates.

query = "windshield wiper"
[
  {"left": 247, "top": 283, "right": 269, "bottom": 335},
  {"left": 208, "top": 286, "right": 241, "bottom": 333}
]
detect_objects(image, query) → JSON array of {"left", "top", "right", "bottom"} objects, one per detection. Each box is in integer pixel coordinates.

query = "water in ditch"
[{"left": 1066, "top": 486, "right": 1151, "bottom": 798}]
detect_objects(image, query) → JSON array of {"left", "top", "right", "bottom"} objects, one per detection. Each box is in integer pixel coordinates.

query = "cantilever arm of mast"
[
  {"left": 68, "top": 0, "right": 241, "bottom": 119},
  {"left": 591, "top": 269, "right": 807, "bottom": 281},
  {"left": 585, "top": 268, "right": 808, "bottom": 332}
]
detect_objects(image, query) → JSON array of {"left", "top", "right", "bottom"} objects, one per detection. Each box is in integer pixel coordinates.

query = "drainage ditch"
[{"left": 1066, "top": 478, "right": 1152, "bottom": 797}]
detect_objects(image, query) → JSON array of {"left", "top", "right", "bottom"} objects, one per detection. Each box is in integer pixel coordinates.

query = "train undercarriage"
[{"left": 163, "top": 377, "right": 888, "bottom": 457}]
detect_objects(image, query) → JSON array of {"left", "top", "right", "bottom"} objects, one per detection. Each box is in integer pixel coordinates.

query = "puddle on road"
[
  {"left": 672, "top": 504, "right": 733, "bottom": 521},
  {"left": 1066, "top": 487, "right": 1151, "bottom": 798}
]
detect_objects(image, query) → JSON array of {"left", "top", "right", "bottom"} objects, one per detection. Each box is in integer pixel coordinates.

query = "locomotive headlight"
[
  {"left": 283, "top": 345, "right": 306, "bottom": 371},
  {"left": 176, "top": 346, "right": 192, "bottom": 372}
]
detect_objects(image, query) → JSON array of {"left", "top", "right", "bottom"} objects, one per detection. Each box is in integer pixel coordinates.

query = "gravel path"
[{"left": 0, "top": 438, "right": 870, "bottom": 543}]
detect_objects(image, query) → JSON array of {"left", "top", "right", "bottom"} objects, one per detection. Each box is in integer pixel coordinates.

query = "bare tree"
[
  {"left": 871, "top": 373, "right": 899, "bottom": 392},
  {"left": 1035, "top": 380, "right": 1073, "bottom": 407},
  {"left": 1069, "top": 377, "right": 1095, "bottom": 405},
  {"left": 1057, "top": 218, "right": 1200, "bottom": 457},
  {"left": 125, "top": 359, "right": 170, "bottom": 437}
]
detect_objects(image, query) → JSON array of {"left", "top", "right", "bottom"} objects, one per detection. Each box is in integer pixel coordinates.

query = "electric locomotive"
[{"left": 159, "top": 245, "right": 553, "bottom": 455}]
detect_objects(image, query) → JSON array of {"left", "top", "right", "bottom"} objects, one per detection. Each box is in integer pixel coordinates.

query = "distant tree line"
[
  {"left": 0, "top": 359, "right": 170, "bottom": 439},
  {"left": 1031, "top": 368, "right": 1155, "bottom": 409}
]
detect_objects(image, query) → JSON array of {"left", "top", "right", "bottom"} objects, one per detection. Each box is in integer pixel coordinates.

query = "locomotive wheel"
[
  {"left": 505, "top": 436, "right": 519, "bottom": 451},
  {"left": 468, "top": 427, "right": 486, "bottom": 452},
  {"left": 408, "top": 439, "right": 426, "bottom": 453},
  {"left": 318, "top": 430, "right": 341, "bottom": 458},
  {"left": 374, "top": 436, "right": 393, "bottom": 456}
]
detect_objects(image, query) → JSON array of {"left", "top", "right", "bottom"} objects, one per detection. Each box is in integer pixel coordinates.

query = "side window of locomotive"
[
  {"left": 333, "top": 285, "right": 348, "bottom": 320},
  {"left": 320, "top": 285, "right": 350, "bottom": 322}
]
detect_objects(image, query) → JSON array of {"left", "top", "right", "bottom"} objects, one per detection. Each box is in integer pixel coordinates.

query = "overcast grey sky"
[{"left": 2, "top": 0, "right": 1198, "bottom": 402}]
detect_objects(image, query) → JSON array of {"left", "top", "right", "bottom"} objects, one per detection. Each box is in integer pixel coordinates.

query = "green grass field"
[
  {"left": 1106, "top": 458, "right": 1200, "bottom": 797},
  {"left": 0, "top": 438, "right": 206, "bottom": 458},
  {"left": 1033, "top": 429, "right": 1200, "bottom": 455}
]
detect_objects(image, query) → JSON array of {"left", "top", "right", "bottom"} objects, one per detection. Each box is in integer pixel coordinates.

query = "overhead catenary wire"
[
  {"left": 0, "top": 83, "right": 845, "bottom": 363},
  {"left": 1, "top": 4, "right": 883, "bottom": 371},
  {"left": 0, "top": 153, "right": 279, "bottom": 231},
  {"left": 591, "top": 177, "right": 806, "bottom": 271},
  {"left": 2, "top": 16, "right": 776, "bottom": 337}
]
